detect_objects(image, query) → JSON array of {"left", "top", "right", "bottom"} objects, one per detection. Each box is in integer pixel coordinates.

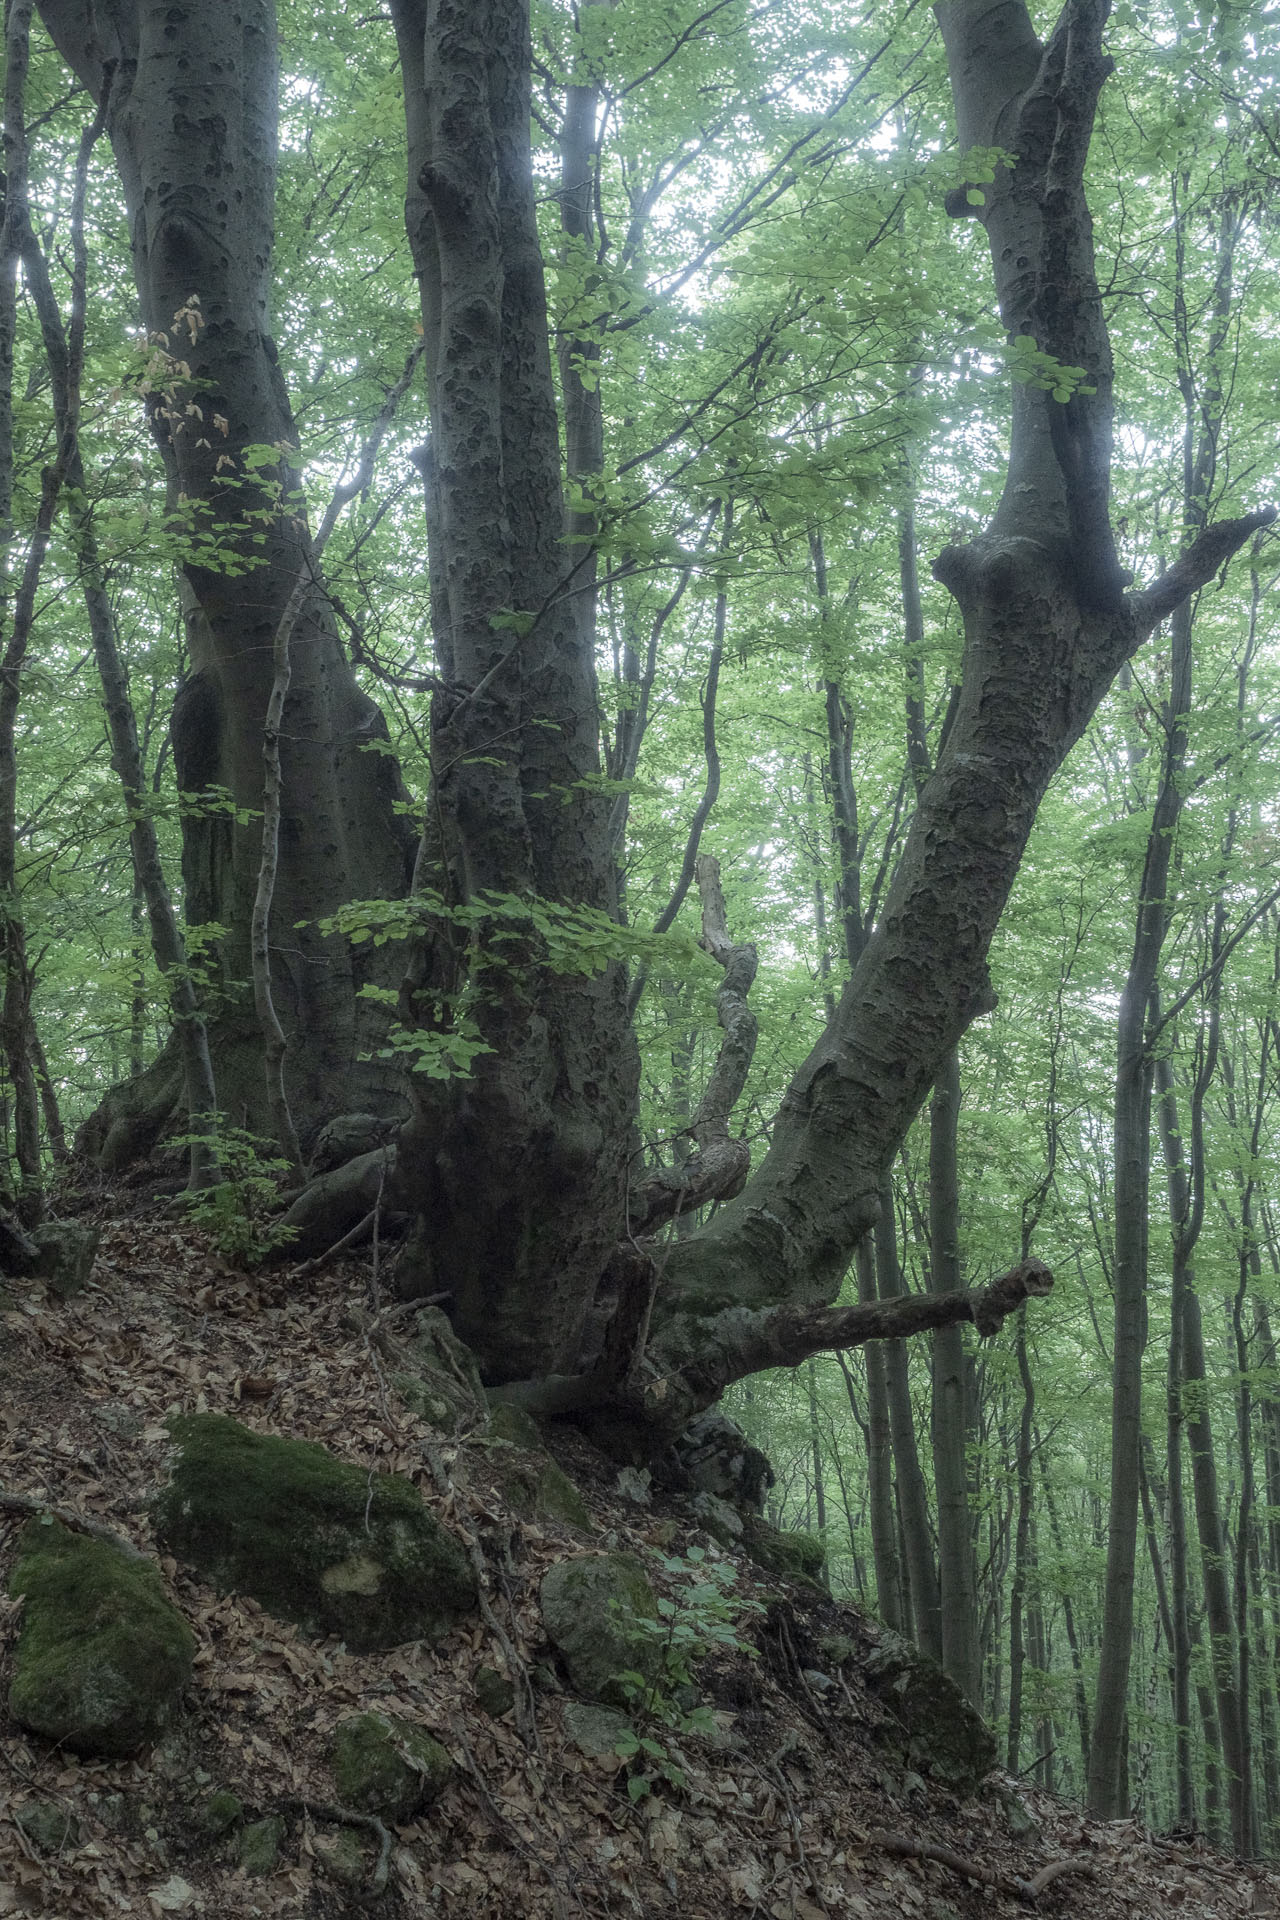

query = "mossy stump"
[{"left": 153, "top": 1414, "right": 476, "bottom": 1651}]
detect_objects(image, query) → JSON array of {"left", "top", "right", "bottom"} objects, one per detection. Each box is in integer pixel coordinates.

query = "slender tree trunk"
[
  {"left": 1007, "top": 1307, "right": 1036, "bottom": 1771},
  {"left": 875, "top": 1175, "right": 942, "bottom": 1661},
  {"left": 0, "top": 0, "right": 47, "bottom": 1216},
  {"left": 843, "top": 1256, "right": 903, "bottom": 1631},
  {"left": 929, "top": 1048, "right": 979, "bottom": 1700}
]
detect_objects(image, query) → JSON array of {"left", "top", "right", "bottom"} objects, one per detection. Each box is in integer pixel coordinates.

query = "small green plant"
[
  {"left": 612, "top": 1548, "right": 762, "bottom": 1802},
  {"left": 173, "top": 1122, "right": 298, "bottom": 1268}
]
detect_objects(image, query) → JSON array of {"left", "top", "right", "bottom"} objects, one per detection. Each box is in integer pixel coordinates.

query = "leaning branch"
[
  {"left": 1128, "top": 506, "right": 1277, "bottom": 634},
  {"left": 493, "top": 1260, "right": 1055, "bottom": 1426},
  {"left": 679, "top": 1259, "right": 1054, "bottom": 1398}
]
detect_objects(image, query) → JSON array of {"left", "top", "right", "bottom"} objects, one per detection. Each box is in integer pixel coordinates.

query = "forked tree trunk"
[
  {"left": 641, "top": 0, "right": 1272, "bottom": 1431},
  {"left": 41, "top": 2, "right": 1274, "bottom": 1462}
]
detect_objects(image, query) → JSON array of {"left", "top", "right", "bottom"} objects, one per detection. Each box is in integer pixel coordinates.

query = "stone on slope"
[
  {"left": 8, "top": 1519, "right": 193, "bottom": 1757},
  {"left": 153, "top": 1414, "right": 476, "bottom": 1652}
]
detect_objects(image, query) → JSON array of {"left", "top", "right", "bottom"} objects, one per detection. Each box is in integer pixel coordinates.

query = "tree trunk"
[
  {"left": 846, "top": 1249, "right": 903, "bottom": 1631},
  {"left": 929, "top": 1048, "right": 979, "bottom": 1700},
  {"left": 37, "top": 0, "right": 415, "bottom": 1149},
  {"left": 387, "top": 0, "right": 639, "bottom": 1381},
  {"left": 644, "top": 0, "right": 1271, "bottom": 1426}
]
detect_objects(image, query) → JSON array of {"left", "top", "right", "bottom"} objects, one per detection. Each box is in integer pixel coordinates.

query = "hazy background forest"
[{"left": 4, "top": 0, "right": 1280, "bottom": 1858}]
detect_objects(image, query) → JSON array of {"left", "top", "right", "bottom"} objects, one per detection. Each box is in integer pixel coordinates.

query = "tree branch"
[
  {"left": 675, "top": 1259, "right": 1054, "bottom": 1401},
  {"left": 1128, "top": 506, "right": 1277, "bottom": 633}
]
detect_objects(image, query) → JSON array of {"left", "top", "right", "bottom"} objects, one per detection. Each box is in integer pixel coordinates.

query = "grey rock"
[
  {"left": 15, "top": 1799, "right": 79, "bottom": 1853},
  {"left": 330, "top": 1710, "right": 453, "bottom": 1822},
  {"left": 473, "top": 1667, "right": 516, "bottom": 1718},
  {"left": 863, "top": 1629, "right": 996, "bottom": 1797},
  {"left": 238, "top": 1815, "right": 285, "bottom": 1877},
  {"left": 689, "top": 1492, "right": 743, "bottom": 1545},
  {"left": 562, "top": 1700, "right": 631, "bottom": 1759},
  {"left": 32, "top": 1220, "right": 99, "bottom": 1298},
  {"left": 674, "top": 1412, "right": 774, "bottom": 1511},
  {"left": 539, "top": 1552, "right": 658, "bottom": 1705}
]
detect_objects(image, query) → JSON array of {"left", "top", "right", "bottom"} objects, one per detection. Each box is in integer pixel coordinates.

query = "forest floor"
[{"left": 2, "top": 1199, "right": 1279, "bottom": 1920}]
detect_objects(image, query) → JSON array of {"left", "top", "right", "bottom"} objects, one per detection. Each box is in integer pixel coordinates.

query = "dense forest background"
[{"left": 4, "top": 0, "right": 1280, "bottom": 1859}]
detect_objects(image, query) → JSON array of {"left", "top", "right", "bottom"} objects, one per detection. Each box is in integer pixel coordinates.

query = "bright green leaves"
[{"left": 1006, "top": 336, "right": 1098, "bottom": 404}]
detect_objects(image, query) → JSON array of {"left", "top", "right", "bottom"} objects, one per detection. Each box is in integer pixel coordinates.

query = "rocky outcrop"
[{"left": 858, "top": 1629, "right": 997, "bottom": 1797}]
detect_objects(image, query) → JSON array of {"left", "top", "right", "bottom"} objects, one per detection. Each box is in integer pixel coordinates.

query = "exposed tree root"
[
  {"left": 279, "top": 1796, "right": 392, "bottom": 1900},
  {"left": 0, "top": 1489, "right": 148, "bottom": 1561},
  {"left": 867, "top": 1828, "right": 1097, "bottom": 1906}
]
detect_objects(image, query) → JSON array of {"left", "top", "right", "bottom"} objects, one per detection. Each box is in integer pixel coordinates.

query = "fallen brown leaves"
[{"left": 0, "top": 1208, "right": 1278, "bottom": 1918}]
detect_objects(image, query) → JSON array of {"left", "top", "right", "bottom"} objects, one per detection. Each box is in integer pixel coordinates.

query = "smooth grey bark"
[
  {"left": 1006, "top": 1307, "right": 1036, "bottom": 1772},
  {"left": 37, "top": 0, "right": 414, "bottom": 1150},
  {"left": 1037, "top": 1434, "right": 1091, "bottom": 1779},
  {"left": 875, "top": 1176, "right": 942, "bottom": 1662},
  {"left": 849, "top": 1241, "right": 904, "bottom": 1632}
]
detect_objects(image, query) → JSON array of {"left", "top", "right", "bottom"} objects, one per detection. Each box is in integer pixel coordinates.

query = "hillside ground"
[{"left": 2, "top": 1199, "right": 1279, "bottom": 1919}]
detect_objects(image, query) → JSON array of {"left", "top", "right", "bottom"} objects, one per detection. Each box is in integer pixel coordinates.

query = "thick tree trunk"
[
  {"left": 37, "top": 0, "right": 414, "bottom": 1148},
  {"left": 387, "top": 0, "right": 639, "bottom": 1381}
]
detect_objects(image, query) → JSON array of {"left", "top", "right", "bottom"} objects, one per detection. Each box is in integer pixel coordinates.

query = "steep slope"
[{"left": 1, "top": 1209, "right": 1277, "bottom": 1919}]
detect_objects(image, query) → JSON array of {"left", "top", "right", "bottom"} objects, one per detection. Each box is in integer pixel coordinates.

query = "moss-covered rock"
[
  {"left": 238, "top": 1814, "right": 285, "bottom": 1877},
  {"left": 473, "top": 1667, "right": 515, "bottom": 1718},
  {"left": 393, "top": 1305, "right": 488, "bottom": 1431},
  {"left": 330, "top": 1711, "right": 453, "bottom": 1821},
  {"left": 497, "top": 1455, "right": 593, "bottom": 1532},
  {"left": 7, "top": 1520, "right": 194, "bottom": 1757},
  {"left": 198, "top": 1790, "right": 244, "bottom": 1840},
  {"left": 561, "top": 1700, "right": 630, "bottom": 1760},
  {"left": 485, "top": 1402, "right": 543, "bottom": 1449},
  {"left": 15, "top": 1799, "right": 79, "bottom": 1854},
  {"left": 539, "top": 1552, "right": 658, "bottom": 1705},
  {"left": 863, "top": 1629, "right": 997, "bottom": 1796},
  {"left": 153, "top": 1414, "right": 476, "bottom": 1651},
  {"left": 741, "top": 1516, "right": 827, "bottom": 1585},
  {"left": 314, "top": 1828, "right": 372, "bottom": 1888}
]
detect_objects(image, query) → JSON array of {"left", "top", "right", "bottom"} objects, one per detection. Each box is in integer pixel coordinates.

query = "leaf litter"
[{"left": 1, "top": 1207, "right": 1278, "bottom": 1918}]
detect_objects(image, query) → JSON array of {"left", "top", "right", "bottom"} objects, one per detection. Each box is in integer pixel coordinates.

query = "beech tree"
[
  {"left": 26, "top": 3, "right": 1272, "bottom": 1389},
  {"left": 34, "top": 0, "right": 416, "bottom": 1165},
  {"left": 19, "top": 0, "right": 1277, "bottom": 1819}
]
